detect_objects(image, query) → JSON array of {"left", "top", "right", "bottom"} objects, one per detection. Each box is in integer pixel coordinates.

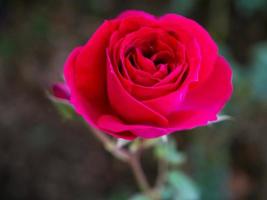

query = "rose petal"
[
  {"left": 74, "top": 21, "right": 115, "bottom": 106},
  {"left": 169, "top": 56, "right": 233, "bottom": 128},
  {"left": 98, "top": 114, "right": 169, "bottom": 138},
  {"left": 64, "top": 47, "right": 82, "bottom": 92},
  {"left": 160, "top": 14, "right": 218, "bottom": 81},
  {"left": 142, "top": 65, "right": 189, "bottom": 115},
  {"left": 123, "top": 56, "right": 159, "bottom": 86},
  {"left": 64, "top": 21, "right": 116, "bottom": 127},
  {"left": 118, "top": 10, "right": 156, "bottom": 20},
  {"left": 152, "top": 64, "right": 168, "bottom": 79},
  {"left": 135, "top": 48, "right": 156, "bottom": 73},
  {"left": 52, "top": 83, "right": 70, "bottom": 100},
  {"left": 107, "top": 53, "right": 169, "bottom": 127}
]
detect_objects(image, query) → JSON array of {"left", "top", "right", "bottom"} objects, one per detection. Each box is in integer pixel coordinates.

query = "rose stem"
[
  {"left": 89, "top": 127, "right": 161, "bottom": 198},
  {"left": 155, "top": 157, "right": 168, "bottom": 189},
  {"left": 128, "top": 150, "right": 151, "bottom": 193},
  {"left": 89, "top": 127, "right": 130, "bottom": 161}
]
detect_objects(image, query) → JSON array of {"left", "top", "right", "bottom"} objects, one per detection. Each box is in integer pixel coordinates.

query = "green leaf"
[
  {"left": 167, "top": 171, "right": 200, "bottom": 200},
  {"left": 235, "top": 0, "right": 267, "bottom": 16},
  {"left": 169, "top": 0, "right": 195, "bottom": 15},
  {"left": 49, "top": 95, "right": 77, "bottom": 120},
  {"left": 160, "top": 186, "right": 173, "bottom": 199},
  {"left": 154, "top": 141, "right": 186, "bottom": 165},
  {"left": 130, "top": 194, "right": 150, "bottom": 200},
  {"left": 251, "top": 42, "right": 267, "bottom": 100}
]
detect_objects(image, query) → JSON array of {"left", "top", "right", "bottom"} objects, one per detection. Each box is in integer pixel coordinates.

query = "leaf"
[
  {"left": 49, "top": 94, "right": 77, "bottom": 120},
  {"left": 130, "top": 194, "right": 150, "bottom": 200},
  {"left": 154, "top": 141, "right": 186, "bottom": 165},
  {"left": 169, "top": 0, "right": 195, "bottom": 15},
  {"left": 251, "top": 42, "right": 267, "bottom": 100},
  {"left": 235, "top": 0, "right": 267, "bottom": 16},
  {"left": 160, "top": 186, "right": 173, "bottom": 200},
  {"left": 167, "top": 171, "right": 200, "bottom": 200}
]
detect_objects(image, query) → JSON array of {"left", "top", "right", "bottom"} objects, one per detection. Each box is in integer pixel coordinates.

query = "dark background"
[{"left": 0, "top": 0, "right": 267, "bottom": 199}]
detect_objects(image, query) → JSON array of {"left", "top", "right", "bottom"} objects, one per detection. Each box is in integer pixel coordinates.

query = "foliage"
[
  {"left": 235, "top": 0, "right": 267, "bottom": 16},
  {"left": 154, "top": 140, "right": 186, "bottom": 166},
  {"left": 163, "top": 171, "right": 199, "bottom": 200},
  {"left": 251, "top": 43, "right": 267, "bottom": 100},
  {"left": 49, "top": 96, "right": 77, "bottom": 120}
]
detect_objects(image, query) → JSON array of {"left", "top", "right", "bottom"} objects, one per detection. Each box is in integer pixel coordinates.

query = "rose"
[{"left": 54, "top": 10, "right": 233, "bottom": 140}]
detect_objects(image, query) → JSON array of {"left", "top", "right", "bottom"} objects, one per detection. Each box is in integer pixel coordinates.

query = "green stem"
[
  {"left": 129, "top": 152, "right": 151, "bottom": 193},
  {"left": 155, "top": 158, "right": 168, "bottom": 189},
  {"left": 90, "top": 127, "right": 130, "bottom": 161},
  {"left": 90, "top": 128, "right": 166, "bottom": 199}
]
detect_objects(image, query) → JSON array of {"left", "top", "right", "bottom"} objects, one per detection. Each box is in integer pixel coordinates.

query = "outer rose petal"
[
  {"left": 113, "top": 10, "right": 157, "bottom": 40},
  {"left": 73, "top": 20, "right": 114, "bottom": 115},
  {"left": 98, "top": 115, "right": 169, "bottom": 138},
  {"left": 52, "top": 83, "right": 70, "bottom": 100},
  {"left": 169, "top": 56, "right": 233, "bottom": 128},
  {"left": 160, "top": 14, "right": 218, "bottom": 81},
  {"left": 64, "top": 47, "right": 82, "bottom": 92},
  {"left": 117, "top": 10, "right": 156, "bottom": 21},
  {"left": 64, "top": 21, "right": 136, "bottom": 140},
  {"left": 64, "top": 21, "right": 113, "bottom": 122}
]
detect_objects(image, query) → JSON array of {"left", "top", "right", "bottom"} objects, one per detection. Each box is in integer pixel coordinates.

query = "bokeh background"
[{"left": 0, "top": 0, "right": 267, "bottom": 199}]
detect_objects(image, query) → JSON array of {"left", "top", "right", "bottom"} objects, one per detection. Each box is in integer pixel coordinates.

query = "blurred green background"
[{"left": 0, "top": 0, "right": 267, "bottom": 199}]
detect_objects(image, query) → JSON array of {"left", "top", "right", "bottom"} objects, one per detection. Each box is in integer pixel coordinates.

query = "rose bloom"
[{"left": 54, "top": 10, "right": 233, "bottom": 140}]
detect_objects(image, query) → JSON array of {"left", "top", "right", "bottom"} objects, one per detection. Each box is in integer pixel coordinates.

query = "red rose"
[{"left": 55, "top": 10, "right": 233, "bottom": 140}]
